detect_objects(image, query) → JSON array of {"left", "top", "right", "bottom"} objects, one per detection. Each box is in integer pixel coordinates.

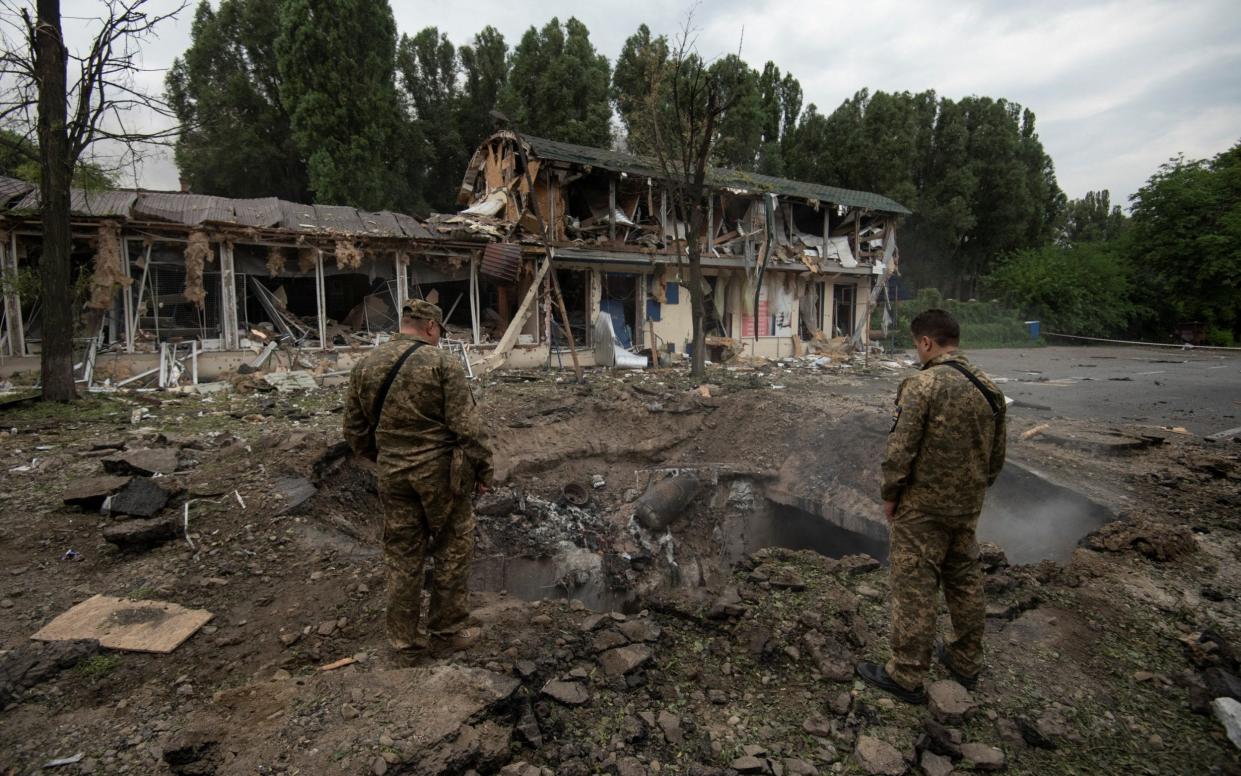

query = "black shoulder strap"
[
  {"left": 371, "top": 342, "right": 425, "bottom": 427},
  {"left": 938, "top": 361, "right": 1002, "bottom": 418}
]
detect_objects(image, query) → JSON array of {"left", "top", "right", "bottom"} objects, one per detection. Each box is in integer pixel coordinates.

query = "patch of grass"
[
  {"left": 71, "top": 654, "right": 120, "bottom": 681},
  {"left": 126, "top": 586, "right": 158, "bottom": 601}
]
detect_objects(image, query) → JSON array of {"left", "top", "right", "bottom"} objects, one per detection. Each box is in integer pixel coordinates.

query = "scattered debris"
[{"left": 31, "top": 595, "right": 213, "bottom": 653}]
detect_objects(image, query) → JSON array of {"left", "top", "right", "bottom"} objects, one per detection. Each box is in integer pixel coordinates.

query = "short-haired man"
[
  {"left": 343, "top": 299, "right": 492, "bottom": 652},
  {"left": 857, "top": 308, "right": 1006, "bottom": 703}
]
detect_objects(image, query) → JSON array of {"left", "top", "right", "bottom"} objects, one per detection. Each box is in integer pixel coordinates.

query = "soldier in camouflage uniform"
[
  {"left": 343, "top": 300, "right": 493, "bottom": 652},
  {"left": 857, "top": 308, "right": 1006, "bottom": 703}
]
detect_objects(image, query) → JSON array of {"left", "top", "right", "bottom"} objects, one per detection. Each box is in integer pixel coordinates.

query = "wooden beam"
[
  {"left": 219, "top": 241, "right": 239, "bottom": 350},
  {"left": 549, "top": 269, "right": 583, "bottom": 382},
  {"left": 480, "top": 254, "right": 552, "bottom": 372},
  {"left": 0, "top": 232, "right": 24, "bottom": 357}
]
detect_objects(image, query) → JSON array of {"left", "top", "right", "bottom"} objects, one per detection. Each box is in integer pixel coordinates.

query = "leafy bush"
[
  {"left": 982, "top": 241, "right": 1137, "bottom": 336},
  {"left": 878, "top": 288, "right": 1032, "bottom": 348}
]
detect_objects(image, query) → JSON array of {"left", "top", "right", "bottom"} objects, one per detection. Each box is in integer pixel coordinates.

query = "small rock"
[
  {"left": 742, "top": 745, "right": 768, "bottom": 757},
  {"left": 617, "top": 619, "right": 662, "bottom": 643},
  {"left": 853, "top": 735, "right": 905, "bottom": 775},
  {"left": 531, "top": 614, "right": 552, "bottom": 626},
  {"left": 317, "top": 620, "right": 337, "bottom": 637},
  {"left": 1132, "top": 670, "right": 1155, "bottom": 682},
  {"left": 279, "top": 632, "right": 301, "bottom": 647},
  {"left": 731, "top": 755, "right": 767, "bottom": 773},
  {"left": 803, "top": 716, "right": 832, "bottom": 737},
  {"left": 593, "top": 629, "right": 629, "bottom": 652},
  {"left": 102, "top": 448, "right": 180, "bottom": 477},
  {"left": 920, "top": 750, "right": 953, "bottom": 776},
  {"left": 927, "top": 680, "right": 975, "bottom": 725},
  {"left": 176, "top": 683, "right": 193, "bottom": 696},
  {"left": 108, "top": 477, "right": 172, "bottom": 517},
  {"left": 829, "top": 691, "right": 852, "bottom": 717},
  {"left": 1213, "top": 697, "right": 1241, "bottom": 750},
  {"left": 959, "top": 743, "right": 1004, "bottom": 771},
  {"left": 541, "top": 679, "right": 590, "bottom": 706},
  {"left": 598, "top": 644, "right": 652, "bottom": 677},
  {"left": 782, "top": 758, "right": 818, "bottom": 776},
  {"left": 0, "top": 599, "right": 12, "bottom": 609},
  {"left": 102, "top": 517, "right": 178, "bottom": 550},
  {"left": 514, "top": 660, "right": 538, "bottom": 678},
  {"left": 856, "top": 584, "right": 882, "bottom": 600},
  {"left": 341, "top": 703, "right": 360, "bottom": 720},
  {"left": 371, "top": 756, "right": 389, "bottom": 775},
  {"left": 657, "top": 711, "right": 683, "bottom": 744}
]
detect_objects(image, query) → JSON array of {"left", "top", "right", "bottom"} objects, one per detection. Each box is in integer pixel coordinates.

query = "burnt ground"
[{"left": 0, "top": 354, "right": 1238, "bottom": 776}]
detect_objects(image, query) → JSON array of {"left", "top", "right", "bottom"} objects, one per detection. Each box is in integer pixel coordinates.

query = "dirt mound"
[{"left": 1080, "top": 516, "right": 1199, "bottom": 561}]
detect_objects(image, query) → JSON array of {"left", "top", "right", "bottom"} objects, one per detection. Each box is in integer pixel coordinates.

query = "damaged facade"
[
  {"left": 0, "top": 176, "right": 479, "bottom": 387},
  {"left": 451, "top": 131, "right": 910, "bottom": 368},
  {"left": 0, "top": 131, "right": 908, "bottom": 386}
]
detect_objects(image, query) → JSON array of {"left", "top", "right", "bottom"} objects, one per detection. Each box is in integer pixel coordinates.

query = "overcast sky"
[{"left": 55, "top": 0, "right": 1241, "bottom": 208}]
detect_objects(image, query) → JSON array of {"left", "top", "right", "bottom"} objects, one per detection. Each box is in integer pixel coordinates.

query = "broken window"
[
  {"left": 600, "top": 272, "right": 641, "bottom": 349},
  {"left": 549, "top": 268, "right": 590, "bottom": 348},
  {"left": 832, "top": 283, "right": 856, "bottom": 338}
]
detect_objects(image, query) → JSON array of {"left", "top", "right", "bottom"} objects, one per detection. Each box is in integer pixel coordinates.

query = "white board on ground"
[{"left": 31, "top": 594, "right": 213, "bottom": 653}]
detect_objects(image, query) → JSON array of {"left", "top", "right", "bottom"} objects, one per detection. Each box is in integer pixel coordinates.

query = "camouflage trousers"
[
  {"left": 884, "top": 505, "right": 985, "bottom": 691},
  {"left": 378, "top": 466, "right": 475, "bottom": 649}
]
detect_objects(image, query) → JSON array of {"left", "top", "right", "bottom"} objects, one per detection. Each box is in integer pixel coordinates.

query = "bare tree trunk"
[
  {"left": 687, "top": 205, "right": 707, "bottom": 377},
  {"left": 36, "top": 0, "right": 75, "bottom": 401}
]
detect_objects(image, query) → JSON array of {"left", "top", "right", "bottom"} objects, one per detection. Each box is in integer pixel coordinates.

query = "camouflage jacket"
[
  {"left": 881, "top": 352, "right": 1007, "bottom": 515},
  {"left": 342, "top": 333, "right": 493, "bottom": 488}
]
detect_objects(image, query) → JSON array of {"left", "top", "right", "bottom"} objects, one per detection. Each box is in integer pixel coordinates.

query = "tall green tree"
[
  {"left": 1128, "top": 143, "right": 1241, "bottom": 342},
  {"left": 612, "top": 24, "right": 668, "bottom": 153},
  {"left": 275, "top": 0, "right": 413, "bottom": 211},
  {"left": 457, "top": 26, "right": 508, "bottom": 157},
  {"left": 755, "top": 62, "right": 801, "bottom": 175},
  {"left": 1063, "top": 189, "right": 1127, "bottom": 244},
  {"left": 397, "top": 27, "right": 462, "bottom": 213},
  {"left": 498, "top": 17, "right": 611, "bottom": 146},
  {"left": 167, "top": 0, "right": 309, "bottom": 201},
  {"left": 787, "top": 89, "right": 1063, "bottom": 296}
]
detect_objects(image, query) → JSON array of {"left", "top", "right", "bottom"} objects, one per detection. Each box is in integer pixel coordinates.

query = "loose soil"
[{"left": 0, "top": 358, "right": 1238, "bottom": 775}]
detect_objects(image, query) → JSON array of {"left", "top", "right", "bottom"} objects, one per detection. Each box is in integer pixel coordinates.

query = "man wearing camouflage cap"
[
  {"left": 344, "top": 299, "right": 493, "bottom": 652},
  {"left": 857, "top": 308, "right": 1006, "bottom": 703}
]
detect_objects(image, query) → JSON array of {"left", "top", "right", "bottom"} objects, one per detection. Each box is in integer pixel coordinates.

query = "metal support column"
[
  {"left": 469, "top": 254, "right": 481, "bottom": 345},
  {"left": 395, "top": 251, "right": 409, "bottom": 311},
  {"left": 315, "top": 252, "right": 327, "bottom": 350}
]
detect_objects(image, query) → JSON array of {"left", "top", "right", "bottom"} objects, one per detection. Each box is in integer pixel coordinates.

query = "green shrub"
[{"left": 876, "top": 288, "right": 1033, "bottom": 349}]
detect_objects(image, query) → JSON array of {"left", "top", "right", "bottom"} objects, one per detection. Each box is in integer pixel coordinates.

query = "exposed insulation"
[
  {"left": 297, "top": 246, "right": 319, "bottom": 273},
  {"left": 86, "top": 221, "right": 132, "bottom": 310},
  {"left": 183, "top": 230, "right": 213, "bottom": 307},
  {"left": 266, "top": 246, "right": 288, "bottom": 277},
  {"left": 335, "top": 240, "right": 364, "bottom": 270}
]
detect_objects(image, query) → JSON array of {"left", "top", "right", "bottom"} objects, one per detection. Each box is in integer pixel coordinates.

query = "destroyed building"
[
  {"left": 451, "top": 131, "right": 910, "bottom": 368},
  {"left": 0, "top": 131, "right": 909, "bottom": 386}
]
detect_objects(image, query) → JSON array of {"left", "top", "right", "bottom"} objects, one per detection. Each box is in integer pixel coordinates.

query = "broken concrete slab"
[
  {"left": 1213, "top": 697, "right": 1241, "bottom": 750},
  {"left": 102, "top": 516, "right": 179, "bottom": 550},
  {"left": 107, "top": 477, "right": 172, "bottom": 518},
  {"left": 62, "top": 475, "right": 131, "bottom": 510},
  {"left": 31, "top": 594, "right": 212, "bottom": 653},
  {"left": 598, "top": 644, "right": 652, "bottom": 677},
  {"left": 102, "top": 448, "right": 180, "bottom": 477},
  {"left": 959, "top": 742, "right": 1005, "bottom": 770},
  {"left": 541, "top": 679, "right": 590, "bottom": 705}
]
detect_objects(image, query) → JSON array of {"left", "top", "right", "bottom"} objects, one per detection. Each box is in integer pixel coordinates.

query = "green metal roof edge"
[{"left": 521, "top": 135, "right": 912, "bottom": 216}]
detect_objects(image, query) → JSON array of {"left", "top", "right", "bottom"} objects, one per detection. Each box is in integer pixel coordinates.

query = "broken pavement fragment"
[
  {"left": 107, "top": 477, "right": 173, "bottom": 518},
  {"left": 853, "top": 735, "right": 906, "bottom": 775},
  {"left": 597, "top": 644, "right": 653, "bottom": 677},
  {"left": 540, "top": 678, "right": 590, "bottom": 706},
  {"left": 62, "top": 475, "right": 131, "bottom": 510},
  {"left": 101, "top": 448, "right": 180, "bottom": 477},
  {"left": 102, "top": 516, "right": 178, "bottom": 550}
]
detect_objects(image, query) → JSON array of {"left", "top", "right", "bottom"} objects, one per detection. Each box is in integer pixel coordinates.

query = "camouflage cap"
[{"left": 402, "top": 298, "right": 443, "bottom": 324}]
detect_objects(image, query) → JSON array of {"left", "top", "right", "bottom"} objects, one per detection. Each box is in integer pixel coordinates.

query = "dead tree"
[
  {"left": 634, "top": 16, "right": 738, "bottom": 378},
  {"left": 0, "top": 0, "right": 182, "bottom": 401}
]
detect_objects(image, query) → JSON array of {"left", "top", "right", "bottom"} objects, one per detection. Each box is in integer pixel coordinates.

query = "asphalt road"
[{"left": 964, "top": 345, "right": 1241, "bottom": 436}]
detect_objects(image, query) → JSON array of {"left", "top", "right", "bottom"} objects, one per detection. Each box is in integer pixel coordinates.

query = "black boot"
[
  {"left": 935, "top": 641, "right": 979, "bottom": 690},
  {"left": 855, "top": 661, "right": 926, "bottom": 704}
]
